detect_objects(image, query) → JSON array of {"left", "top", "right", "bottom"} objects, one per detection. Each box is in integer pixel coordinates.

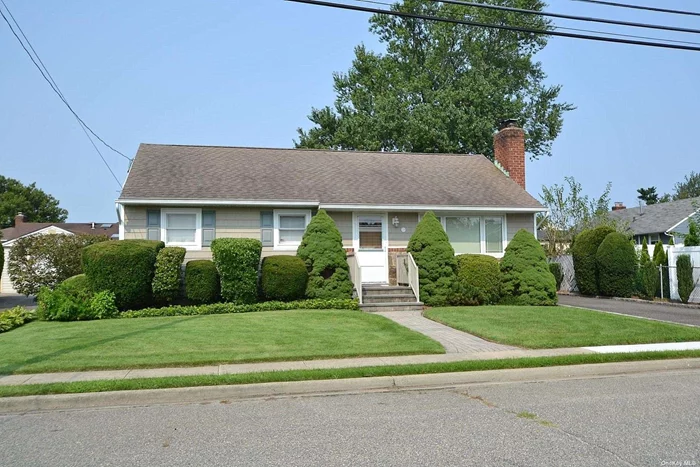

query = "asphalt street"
[
  {"left": 559, "top": 294, "right": 700, "bottom": 327},
  {"left": 2, "top": 369, "right": 699, "bottom": 466}
]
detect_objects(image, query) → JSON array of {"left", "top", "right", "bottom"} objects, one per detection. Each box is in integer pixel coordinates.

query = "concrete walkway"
[
  {"left": 376, "top": 310, "right": 517, "bottom": 353},
  {"left": 0, "top": 347, "right": 592, "bottom": 387}
]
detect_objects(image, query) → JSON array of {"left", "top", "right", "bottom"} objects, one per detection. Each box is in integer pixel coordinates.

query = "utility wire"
[
  {"left": 429, "top": 0, "right": 700, "bottom": 35},
  {"left": 571, "top": 0, "right": 700, "bottom": 18},
  {"left": 352, "top": 0, "right": 700, "bottom": 46},
  {"left": 0, "top": 0, "right": 131, "bottom": 163},
  {"left": 0, "top": 6, "right": 124, "bottom": 186},
  {"left": 290, "top": 0, "right": 700, "bottom": 52}
]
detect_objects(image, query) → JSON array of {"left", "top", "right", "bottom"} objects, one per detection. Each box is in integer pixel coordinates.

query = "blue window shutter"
[
  {"left": 261, "top": 211, "right": 273, "bottom": 246},
  {"left": 146, "top": 209, "right": 161, "bottom": 241},
  {"left": 202, "top": 210, "right": 216, "bottom": 247}
]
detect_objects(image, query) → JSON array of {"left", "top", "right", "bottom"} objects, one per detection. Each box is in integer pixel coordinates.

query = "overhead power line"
[
  {"left": 0, "top": 0, "right": 131, "bottom": 164},
  {"left": 429, "top": 0, "right": 700, "bottom": 35},
  {"left": 352, "top": 0, "right": 700, "bottom": 47},
  {"left": 291, "top": 0, "right": 700, "bottom": 52},
  {"left": 571, "top": 0, "right": 700, "bottom": 18}
]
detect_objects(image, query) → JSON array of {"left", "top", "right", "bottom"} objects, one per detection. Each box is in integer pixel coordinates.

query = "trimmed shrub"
[
  {"left": 652, "top": 241, "right": 669, "bottom": 298},
  {"left": 595, "top": 232, "right": 637, "bottom": 298},
  {"left": 454, "top": 254, "right": 501, "bottom": 305},
  {"left": 82, "top": 239, "right": 164, "bottom": 310},
  {"left": 0, "top": 306, "right": 35, "bottom": 333},
  {"left": 8, "top": 233, "right": 109, "bottom": 296},
  {"left": 261, "top": 256, "right": 308, "bottom": 302},
  {"left": 549, "top": 262, "right": 563, "bottom": 291},
  {"left": 636, "top": 238, "right": 658, "bottom": 300},
  {"left": 0, "top": 242, "right": 4, "bottom": 284},
  {"left": 211, "top": 238, "right": 262, "bottom": 304},
  {"left": 677, "top": 255, "right": 695, "bottom": 304},
  {"left": 571, "top": 226, "right": 615, "bottom": 296},
  {"left": 185, "top": 260, "right": 220, "bottom": 304},
  {"left": 296, "top": 210, "right": 353, "bottom": 300},
  {"left": 406, "top": 211, "right": 456, "bottom": 306},
  {"left": 121, "top": 298, "right": 359, "bottom": 318},
  {"left": 500, "top": 229, "right": 557, "bottom": 306},
  {"left": 36, "top": 274, "right": 118, "bottom": 321},
  {"left": 152, "top": 247, "right": 186, "bottom": 304}
]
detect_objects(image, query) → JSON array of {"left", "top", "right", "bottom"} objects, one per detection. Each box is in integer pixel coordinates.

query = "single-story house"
[
  {"left": 609, "top": 198, "right": 700, "bottom": 246},
  {"left": 0, "top": 214, "right": 119, "bottom": 293},
  {"left": 116, "top": 121, "right": 546, "bottom": 285}
]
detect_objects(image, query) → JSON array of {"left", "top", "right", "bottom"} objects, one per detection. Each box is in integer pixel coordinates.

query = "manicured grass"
[
  {"left": 424, "top": 306, "right": 700, "bottom": 348},
  {"left": 0, "top": 310, "right": 444, "bottom": 374},
  {"left": 1, "top": 350, "right": 699, "bottom": 398}
]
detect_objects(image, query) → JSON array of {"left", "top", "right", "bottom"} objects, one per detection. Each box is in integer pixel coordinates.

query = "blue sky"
[{"left": 1, "top": 0, "right": 698, "bottom": 221}]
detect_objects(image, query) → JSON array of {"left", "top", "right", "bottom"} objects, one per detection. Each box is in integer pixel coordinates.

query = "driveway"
[
  {"left": 559, "top": 294, "right": 700, "bottom": 327},
  {"left": 0, "top": 294, "right": 35, "bottom": 311}
]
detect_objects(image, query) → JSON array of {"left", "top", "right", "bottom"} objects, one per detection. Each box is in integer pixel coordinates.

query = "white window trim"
[
  {"left": 437, "top": 215, "right": 508, "bottom": 257},
  {"left": 161, "top": 208, "right": 202, "bottom": 250},
  {"left": 273, "top": 209, "right": 311, "bottom": 251}
]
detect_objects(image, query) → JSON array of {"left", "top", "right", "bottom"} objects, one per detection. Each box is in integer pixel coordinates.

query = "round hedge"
[
  {"left": 185, "top": 260, "right": 220, "bottom": 304},
  {"left": 82, "top": 239, "right": 164, "bottom": 310},
  {"left": 454, "top": 254, "right": 501, "bottom": 305},
  {"left": 407, "top": 211, "right": 456, "bottom": 306},
  {"left": 571, "top": 226, "right": 615, "bottom": 296},
  {"left": 296, "top": 210, "right": 353, "bottom": 300},
  {"left": 500, "top": 229, "right": 557, "bottom": 306},
  {"left": 211, "top": 238, "right": 262, "bottom": 304},
  {"left": 595, "top": 232, "right": 637, "bottom": 298},
  {"left": 260, "top": 255, "right": 308, "bottom": 301}
]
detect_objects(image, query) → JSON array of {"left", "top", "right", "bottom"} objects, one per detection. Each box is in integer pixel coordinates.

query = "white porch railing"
[
  {"left": 347, "top": 253, "right": 363, "bottom": 304},
  {"left": 396, "top": 253, "right": 420, "bottom": 303}
]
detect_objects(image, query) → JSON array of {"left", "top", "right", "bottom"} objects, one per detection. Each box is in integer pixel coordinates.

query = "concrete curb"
[{"left": 2, "top": 358, "right": 700, "bottom": 414}]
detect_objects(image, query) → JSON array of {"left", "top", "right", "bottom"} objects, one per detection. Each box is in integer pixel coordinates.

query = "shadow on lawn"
[{"left": 0, "top": 316, "right": 197, "bottom": 375}]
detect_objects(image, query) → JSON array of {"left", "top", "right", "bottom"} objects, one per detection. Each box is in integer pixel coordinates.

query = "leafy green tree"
[
  {"left": 684, "top": 218, "right": 700, "bottom": 247},
  {"left": 297, "top": 210, "right": 353, "bottom": 299},
  {"left": 407, "top": 211, "right": 456, "bottom": 306},
  {"left": 637, "top": 187, "right": 659, "bottom": 205},
  {"left": 0, "top": 176, "right": 68, "bottom": 228},
  {"left": 672, "top": 171, "right": 700, "bottom": 201},
  {"left": 9, "top": 234, "right": 108, "bottom": 295},
  {"left": 296, "top": 0, "right": 573, "bottom": 160}
]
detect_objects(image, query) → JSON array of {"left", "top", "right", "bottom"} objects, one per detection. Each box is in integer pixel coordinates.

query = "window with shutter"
[
  {"left": 261, "top": 211, "right": 273, "bottom": 246},
  {"left": 202, "top": 210, "right": 216, "bottom": 247},
  {"left": 146, "top": 209, "right": 161, "bottom": 241}
]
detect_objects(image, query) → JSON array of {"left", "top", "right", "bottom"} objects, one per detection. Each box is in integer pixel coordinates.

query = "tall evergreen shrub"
[
  {"left": 296, "top": 210, "right": 353, "bottom": 299},
  {"left": 571, "top": 226, "right": 615, "bottom": 296},
  {"left": 637, "top": 238, "right": 658, "bottom": 300},
  {"left": 676, "top": 255, "right": 695, "bottom": 304},
  {"left": 595, "top": 232, "right": 637, "bottom": 298},
  {"left": 500, "top": 229, "right": 557, "bottom": 306},
  {"left": 652, "top": 241, "right": 669, "bottom": 298},
  {"left": 406, "top": 212, "right": 456, "bottom": 306},
  {"left": 684, "top": 219, "right": 700, "bottom": 247}
]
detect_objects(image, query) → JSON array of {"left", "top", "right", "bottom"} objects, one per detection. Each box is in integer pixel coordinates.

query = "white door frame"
[{"left": 352, "top": 211, "right": 389, "bottom": 283}]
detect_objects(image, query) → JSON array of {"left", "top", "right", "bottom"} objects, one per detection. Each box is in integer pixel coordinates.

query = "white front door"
[{"left": 353, "top": 213, "right": 388, "bottom": 283}]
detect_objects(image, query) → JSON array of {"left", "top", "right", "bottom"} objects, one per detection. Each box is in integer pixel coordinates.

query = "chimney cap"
[
  {"left": 499, "top": 119, "right": 519, "bottom": 130},
  {"left": 14, "top": 212, "right": 26, "bottom": 225}
]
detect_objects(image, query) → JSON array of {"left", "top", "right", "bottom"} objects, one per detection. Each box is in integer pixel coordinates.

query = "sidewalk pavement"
[{"left": 3, "top": 342, "right": 700, "bottom": 387}]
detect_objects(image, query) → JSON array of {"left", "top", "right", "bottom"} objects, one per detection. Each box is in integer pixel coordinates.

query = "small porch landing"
[{"left": 360, "top": 284, "right": 424, "bottom": 312}]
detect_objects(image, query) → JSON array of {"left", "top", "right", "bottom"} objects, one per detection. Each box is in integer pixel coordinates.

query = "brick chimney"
[
  {"left": 494, "top": 119, "right": 526, "bottom": 189},
  {"left": 14, "top": 212, "right": 26, "bottom": 226},
  {"left": 612, "top": 202, "right": 626, "bottom": 211}
]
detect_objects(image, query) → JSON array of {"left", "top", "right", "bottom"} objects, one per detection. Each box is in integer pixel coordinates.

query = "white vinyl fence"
[
  {"left": 550, "top": 255, "right": 577, "bottom": 293},
  {"left": 666, "top": 246, "right": 700, "bottom": 303}
]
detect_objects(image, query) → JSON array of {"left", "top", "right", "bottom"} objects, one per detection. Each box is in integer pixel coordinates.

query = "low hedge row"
[
  {"left": 0, "top": 306, "right": 35, "bottom": 333},
  {"left": 121, "top": 298, "right": 360, "bottom": 318}
]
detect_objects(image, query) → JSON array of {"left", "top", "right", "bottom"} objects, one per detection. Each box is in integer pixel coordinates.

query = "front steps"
[{"left": 360, "top": 285, "right": 423, "bottom": 312}]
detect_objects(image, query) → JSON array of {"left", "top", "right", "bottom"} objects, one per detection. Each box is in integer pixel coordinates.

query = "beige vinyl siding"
[
  {"left": 123, "top": 206, "right": 148, "bottom": 239},
  {"left": 388, "top": 212, "right": 419, "bottom": 247},
  {"left": 327, "top": 211, "right": 353, "bottom": 248},
  {"left": 506, "top": 213, "right": 535, "bottom": 241},
  {"left": 1, "top": 245, "right": 16, "bottom": 293}
]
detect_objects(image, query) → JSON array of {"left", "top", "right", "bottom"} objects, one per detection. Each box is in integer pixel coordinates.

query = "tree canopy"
[
  {"left": 637, "top": 187, "right": 659, "bottom": 205},
  {"left": 0, "top": 175, "right": 68, "bottom": 228},
  {"left": 296, "top": 0, "right": 574, "bottom": 160},
  {"left": 640, "top": 172, "right": 700, "bottom": 204}
]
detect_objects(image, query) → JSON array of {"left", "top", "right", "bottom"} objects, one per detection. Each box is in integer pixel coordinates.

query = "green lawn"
[
  {"left": 0, "top": 310, "right": 444, "bottom": 374},
  {"left": 424, "top": 306, "right": 700, "bottom": 348}
]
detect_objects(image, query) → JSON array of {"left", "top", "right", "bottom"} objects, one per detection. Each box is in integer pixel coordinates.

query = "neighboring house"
[
  {"left": 0, "top": 214, "right": 118, "bottom": 293},
  {"left": 609, "top": 198, "right": 700, "bottom": 246},
  {"left": 116, "top": 121, "right": 546, "bottom": 285}
]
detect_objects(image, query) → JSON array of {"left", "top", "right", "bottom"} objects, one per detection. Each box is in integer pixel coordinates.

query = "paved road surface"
[
  {"left": 559, "top": 294, "right": 700, "bottom": 327},
  {"left": 0, "top": 294, "right": 35, "bottom": 311},
  {"left": 2, "top": 369, "right": 699, "bottom": 466}
]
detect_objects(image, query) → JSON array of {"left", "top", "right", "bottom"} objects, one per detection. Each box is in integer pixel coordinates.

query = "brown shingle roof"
[
  {"left": 118, "top": 144, "right": 544, "bottom": 209},
  {"left": 1, "top": 222, "right": 118, "bottom": 243}
]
